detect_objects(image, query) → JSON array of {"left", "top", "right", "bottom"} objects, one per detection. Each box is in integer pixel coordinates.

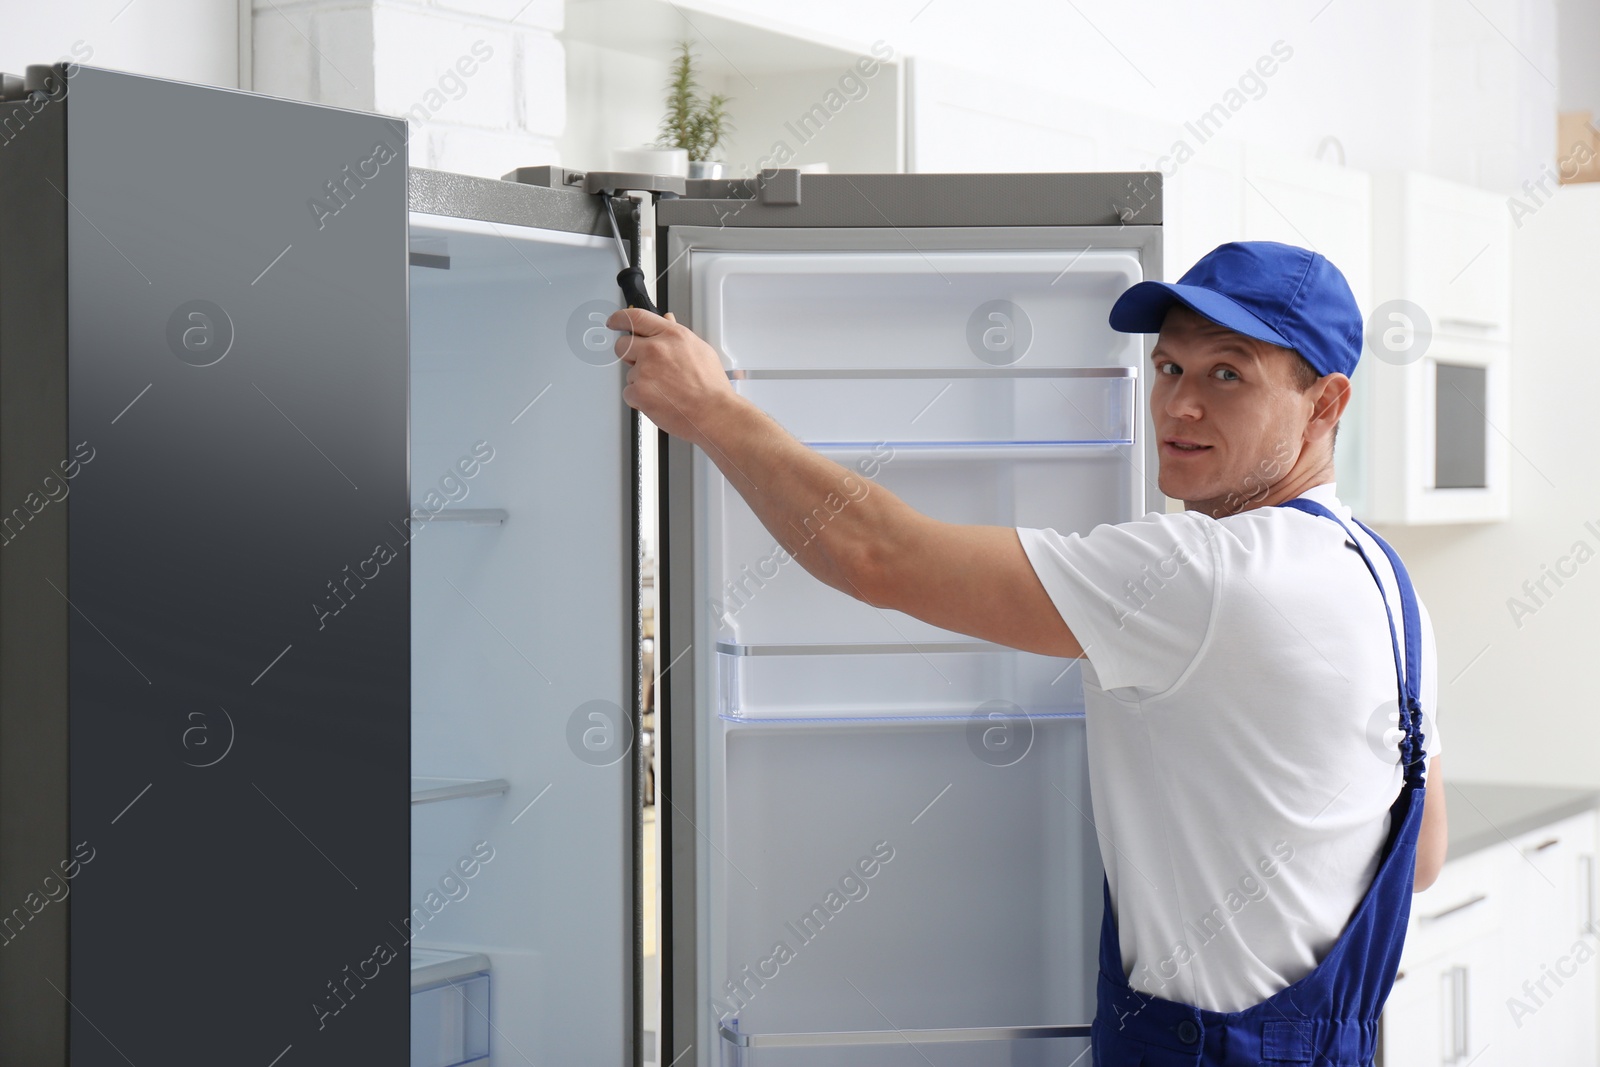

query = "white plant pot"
[{"left": 610, "top": 145, "right": 688, "bottom": 177}]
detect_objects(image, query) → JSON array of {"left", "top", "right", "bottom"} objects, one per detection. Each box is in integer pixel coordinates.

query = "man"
[{"left": 610, "top": 240, "right": 1446, "bottom": 1064}]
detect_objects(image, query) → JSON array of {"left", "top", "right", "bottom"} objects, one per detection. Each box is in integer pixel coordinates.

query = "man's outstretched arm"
[
  {"left": 1415, "top": 757, "right": 1448, "bottom": 891},
  {"left": 610, "top": 308, "right": 1082, "bottom": 659}
]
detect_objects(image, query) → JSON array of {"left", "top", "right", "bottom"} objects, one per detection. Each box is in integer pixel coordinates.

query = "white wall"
[
  {"left": 691, "top": 0, "right": 1553, "bottom": 194},
  {"left": 560, "top": 38, "right": 667, "bottom": 171},
  {"left": 252, "top": 0, "right": 565, "bottom": 178},
  {"left": 1379, "top": 182, "right": 1600, "bottom": 789},
  {"left": 0, "top": 0, "right": 241, "bottom": 89}
]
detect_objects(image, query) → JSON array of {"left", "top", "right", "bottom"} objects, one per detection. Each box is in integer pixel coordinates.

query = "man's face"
[{"left": 1148, "top": 305, "right": 1337, "bottom": 514}]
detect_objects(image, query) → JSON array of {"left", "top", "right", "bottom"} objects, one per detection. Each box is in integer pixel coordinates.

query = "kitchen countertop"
[{"left": 1444, "top": 780, "right": 1600, "bottom": 860}]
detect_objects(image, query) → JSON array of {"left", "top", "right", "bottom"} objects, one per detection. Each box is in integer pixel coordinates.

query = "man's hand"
[{"left": 608, "top": 308, "right": 738, "bottom": 445}]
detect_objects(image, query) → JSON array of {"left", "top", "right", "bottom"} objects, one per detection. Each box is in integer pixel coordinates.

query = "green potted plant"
[{"left": 657, "top": 41, "right": 733, "bottom": 178}]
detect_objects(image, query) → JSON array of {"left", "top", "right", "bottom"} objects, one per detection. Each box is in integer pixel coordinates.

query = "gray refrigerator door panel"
[
  {"left": 654, "top": 186, "right": 1160, "bottom": 1067},
  {"left": 65, "top": 66, "right": 406, "bottom": 1063}
]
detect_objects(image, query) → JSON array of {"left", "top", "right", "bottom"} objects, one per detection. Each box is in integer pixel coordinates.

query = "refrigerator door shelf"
[
  {"left": 410, "top": 950, "right": 491, "bottom": 1067},
  {"left": 695, "top": 249, "right": 1145, "bottom": 373},
  {"left": 715, "top": 641, "right": 1083, "bottom": 723},
  {"left": 731, "top": 369, "right": 1136, "bottom": 447},
  {"left": 410, "top": 947, "right": 492, "bottom": 991}
]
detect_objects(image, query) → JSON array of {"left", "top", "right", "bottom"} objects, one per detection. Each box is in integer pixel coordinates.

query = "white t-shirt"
[{"left": 1017, "top": 482, "right": 1440, "bottom": 1014}]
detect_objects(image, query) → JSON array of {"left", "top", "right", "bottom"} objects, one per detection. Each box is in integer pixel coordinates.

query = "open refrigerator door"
[{"left": 655, "top": 172, "right": 1162, "bottom": 1067}]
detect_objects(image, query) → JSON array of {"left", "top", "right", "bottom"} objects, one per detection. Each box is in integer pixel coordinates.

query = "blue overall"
[{"left": 1091, "top": 497, "right": 1428, "bottom": 1067}]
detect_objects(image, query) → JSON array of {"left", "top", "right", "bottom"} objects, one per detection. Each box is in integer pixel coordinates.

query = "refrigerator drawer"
[
  {"left": 711, "top": 718, "right": 1100, "bottom": 1048},
  {"left": 717, "top": 642, "right": 1082, "bottom": 722},
  {"left": 410, "top": 950, "right": 490, "bottom": 1067},
  {"left": 732, "top": 369, "right": 1135, "bottom": 446}
]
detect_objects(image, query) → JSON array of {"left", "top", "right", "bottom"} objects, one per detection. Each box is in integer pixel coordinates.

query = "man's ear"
[{"left": 1314, "top": 373, "right": 1351, "bottom": 428}]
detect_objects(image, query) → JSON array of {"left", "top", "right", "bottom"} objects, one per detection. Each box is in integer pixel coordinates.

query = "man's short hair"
[{"left": 1289, "top": 353, "right": 1320, "bottom": 391}]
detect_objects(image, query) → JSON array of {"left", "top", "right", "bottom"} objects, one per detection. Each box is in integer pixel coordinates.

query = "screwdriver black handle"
[{"left": 616, "top": 266, "right": 660, "bottom": 316}]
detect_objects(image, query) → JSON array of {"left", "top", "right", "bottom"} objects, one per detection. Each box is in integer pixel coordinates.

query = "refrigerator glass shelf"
[
  {"left": 717, "top": 709, "right": 1084, "bottom": 725},
  {"left": 410, "top": 777, "right": 511, "bottom": 805},
  {"left": 801, "top": 440, "right": 1128, "bottom": 451},
  {"left": 716, "top": 642, "right": 1084, "bottom": 722},
  {"left": 732, "top": 370, "right": 1134, "bottom": 447},
  {"left": 725, "top": 367, "right": 1135, "bottom": 379},
  {"left": 717, "top": 1019, "right": 1090, "bottom": 1047},
  {"left": 716, "top": 640, "right": 1005, "bottom": 655}
]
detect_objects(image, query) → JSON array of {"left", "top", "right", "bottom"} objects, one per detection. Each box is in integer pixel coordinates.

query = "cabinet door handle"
[
  {"left": 1421, "top": 893, "right": 1487, "bottom": 923},
  {"left": 1581, "top": 854, "right": 1597, "bottom": 936},
  {"left": 1439, "top": 965, "right": 1470, "bottom": 1062},
  {"left": 1437, "top": 317, "right": 1500, "bottom": 333},
  {"left": 1530, "top": 836, "right": 1561, "bottom": 853},
  {"left": 1439, "top": 970, "right": 1456, "bottom": 1063}
]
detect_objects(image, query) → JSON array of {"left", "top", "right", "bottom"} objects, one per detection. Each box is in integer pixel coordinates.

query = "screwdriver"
[{"left": 601, "top": 193, "right": 661, "bottom": 316}]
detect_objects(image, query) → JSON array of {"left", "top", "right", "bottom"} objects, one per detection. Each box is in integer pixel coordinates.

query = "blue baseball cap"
[{"left": 1108, "top": 241, "right": 1364, "bottom": 378}]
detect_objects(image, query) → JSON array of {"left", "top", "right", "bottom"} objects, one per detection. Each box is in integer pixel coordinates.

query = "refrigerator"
[{"left": 0, "top": 64, "right": 1161, "bottom": 1067}]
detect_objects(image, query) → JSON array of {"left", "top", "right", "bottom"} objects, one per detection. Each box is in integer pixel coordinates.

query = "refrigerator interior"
[
  {"left": 407, "top": 212, "right": 633, "bottom": 1066},
  {"left": 689, "top": 246, "right": 1147, "bottom": 1064}
]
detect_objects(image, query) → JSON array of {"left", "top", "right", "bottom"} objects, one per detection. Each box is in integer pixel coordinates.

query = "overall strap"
[{"left": 1275, "top": 498, "right": 1427, "bottom": 789}]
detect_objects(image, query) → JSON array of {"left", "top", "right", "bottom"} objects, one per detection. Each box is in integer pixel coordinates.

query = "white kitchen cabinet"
[
  {"left": 1401, "top": 842, "right": 1506, "bottom": 969},
  {"left": 1493, "top": 811, "right": 1600, "bottom": 1065},
  {"left": 1386, "top": 938, "right": 1499, "bottom": 1067},
  {"left": 1242, "top": 146, "right": 1372, "bottom": 311},
  {"left": 1239, "top": 146, "right": 1374, "bottom": 515},
  {"left": 1373, "top": 173, "right": 1512, "bottom": 342},
  {"left": 1384, "top": 960, "right": 1446, "bottom": 1067},
  {"left": 1366, "top": 172, "right": 1512, "bottom": 525},
  {"left": 1382, "top": 806, "right": 1600, "bottom": 1067},
  {"left": 1382, "top": 844, "right": 1506, "bottom": 1067},
  {"left": 562, "top": 0, "right": 905, "bottom": 176},
  {"left": 1393, "top": 846, "right": 1504, "bottom": 1065}
]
